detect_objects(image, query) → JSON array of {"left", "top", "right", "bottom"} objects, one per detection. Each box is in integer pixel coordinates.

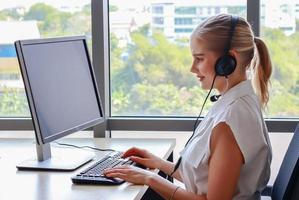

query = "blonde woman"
[{"left": 105, "top": 14, "right": 272, "bottom": 200}]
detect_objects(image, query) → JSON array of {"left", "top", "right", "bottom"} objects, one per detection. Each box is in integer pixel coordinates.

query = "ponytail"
[{"left": 251, "top": 37, "right": 272, "bottom": 108}]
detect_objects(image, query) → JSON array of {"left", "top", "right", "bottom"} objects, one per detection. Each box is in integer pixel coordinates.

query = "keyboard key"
[{"left": 72, "top": 151, "right": 141, "bottom": 185}]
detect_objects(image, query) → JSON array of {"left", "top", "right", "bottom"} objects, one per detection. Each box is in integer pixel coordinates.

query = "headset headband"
[{"left": 223, "top": 15, "right": 239, "bottom": 54}]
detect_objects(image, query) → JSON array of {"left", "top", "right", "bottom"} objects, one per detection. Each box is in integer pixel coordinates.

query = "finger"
[
  {"left": 122, "top": 147, "right": 146, "bottom": 158},
  {"left": 121, "top": 148, "right": 135, "bottom": 158},
  {"left": 104, "top": 165, "right": 132, "bottom": 174},
  {"left": 130, "top": 156, "right": 148, "bottom": 165},
  {"left": 104, "top": 166, "right": 126, "bottom": 172},
  {"left": 104, "top": 167, "right": 131, "bottom": 175},
  {"left": 112, "top": 165, "right": 131, "bottom": 170},
  {"left": 105, "top": 172, "right": 127, "bottom": 180}
]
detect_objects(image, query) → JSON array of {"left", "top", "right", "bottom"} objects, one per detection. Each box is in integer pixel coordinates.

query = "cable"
[
  {"left": 170, "top": 74, "right": 217, "bottom": 177},
  {"left": 54, "top": 141, "right": 116, "bottom": 152}
]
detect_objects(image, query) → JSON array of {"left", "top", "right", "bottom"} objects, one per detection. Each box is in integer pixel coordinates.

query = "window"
[
  {"left": 174, "top": 18, "right": 193, "bottom": 25},
  {"left": 175, "top": 7, "right": 196, "bottom": 15},
  {"left": 0, "top": 1, "right": 91, "bottom": 117},
  {"left": 174, "top": 28, "right": 194, "bottom": 33},
  {"left": 207, "top": 7, "right": 212, "bottom": 15},
  {"left": 1, "top": 0, "right": 298, "bottom": 133},
  {"left": 152, "top": 5, "right": 163, "bottom": 14},
  {"left": 261, "top": 0, "right": 299, "bottom": 118},
  {"left": 109, "top": 1, "right": 247, "bottom": 117},
  {"left": 215, "top": 7, "right": 221, "bottom": 14},
  {"left": 153, "top": 17, "right": 164, "bottom": 25}
]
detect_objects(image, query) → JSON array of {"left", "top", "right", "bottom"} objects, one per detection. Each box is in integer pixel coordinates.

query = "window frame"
[{"left": 0, "top": 0, "right": 298, "bottom": 136}]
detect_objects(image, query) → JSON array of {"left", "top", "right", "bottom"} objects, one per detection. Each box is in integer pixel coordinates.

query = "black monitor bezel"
[{"left": 14, "top": 36, "right": 104, "bottom": 144}]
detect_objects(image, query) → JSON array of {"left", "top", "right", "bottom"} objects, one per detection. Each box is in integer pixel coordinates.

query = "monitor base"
[{"left": 16, "top": 153, "right": 94, "bottom": 171}]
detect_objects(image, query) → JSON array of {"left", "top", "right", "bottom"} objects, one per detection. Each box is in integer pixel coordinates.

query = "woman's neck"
[{"left": 217, "top": 75, "right": 247, "bottom": 95}]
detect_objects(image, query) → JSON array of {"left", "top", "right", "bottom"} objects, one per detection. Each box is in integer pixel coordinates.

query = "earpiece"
[
  {"left": 215, "top": 55, "right": 236, "bottom": 77},
  {"left": 215, "top": 16, "right": 239, "bottom": 77}
]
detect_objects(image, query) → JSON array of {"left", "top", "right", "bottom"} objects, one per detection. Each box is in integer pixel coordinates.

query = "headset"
[
  {"left": 170, "top": 15, "right": 239, "bottom": 177},
  {"left": 215, "top": 15, "right": 239, "bottom": 77},
  {"left": 210, "top": 15, "right": 239, "bottom": 101}
]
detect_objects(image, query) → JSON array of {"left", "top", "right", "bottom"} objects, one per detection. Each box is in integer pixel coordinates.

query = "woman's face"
[{"left": 190, "top": 37, "right": 220, "bottom": 90}]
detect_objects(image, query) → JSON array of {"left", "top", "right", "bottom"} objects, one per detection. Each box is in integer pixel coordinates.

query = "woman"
[{"left": 104, "top": 14, "right": 272, "bottom": 200}]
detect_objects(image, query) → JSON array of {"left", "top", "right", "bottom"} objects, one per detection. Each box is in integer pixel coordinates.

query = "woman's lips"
[{"left": 197, "top": 76, "right": 205, "bottom": 81}]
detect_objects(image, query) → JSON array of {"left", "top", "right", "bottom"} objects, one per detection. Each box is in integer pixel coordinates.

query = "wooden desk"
[{"left": 0, "top": 138, "right": 175, "bottom": 200}]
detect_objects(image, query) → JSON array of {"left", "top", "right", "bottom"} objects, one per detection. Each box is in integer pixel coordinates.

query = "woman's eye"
[{"left": 196, "top": 57, "right": 203, "bottom": 62}]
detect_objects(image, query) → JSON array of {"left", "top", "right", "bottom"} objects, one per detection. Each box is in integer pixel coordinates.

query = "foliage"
[
  {"left": 0, "top": 8, "right": 22, "bottom": 20},
  {"left": 110, "top": 25, "right": 299, "bottom": 117},
  {"left": 1, "top": 3, "right": 299, "bottom": 117},
  {"left": 0, "top": 88, "right": 29, "bottom": 116},
  {"left": 23, "top": 3, "right": 90, "bottom": 37},
  {"left": 261, "top": 27, "right": 299, "bottom": 117},
  {"left": 110, "top": 26, "right": 212, "bottom": 116},
  {"left": 109, "top": 5, "right": 118, "bottom": 12}
]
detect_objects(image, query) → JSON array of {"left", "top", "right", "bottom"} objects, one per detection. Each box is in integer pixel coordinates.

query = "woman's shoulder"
[
  {"left": 216, "top": 93, "right": 261, "bottom": 122},
  {"left": 211, "top": 94, "right": 268, "bottom": 162}
]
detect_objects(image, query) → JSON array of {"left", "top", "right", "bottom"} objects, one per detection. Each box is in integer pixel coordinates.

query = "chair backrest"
[{"left": 272, "top": 124, "right": 299, "bottom": 200}]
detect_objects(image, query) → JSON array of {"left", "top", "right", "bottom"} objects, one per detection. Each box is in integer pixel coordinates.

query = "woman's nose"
[{"left": 190, "top": 63, "right": 198, "bottom": 74}]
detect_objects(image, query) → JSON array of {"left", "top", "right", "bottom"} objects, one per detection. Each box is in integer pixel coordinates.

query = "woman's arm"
[
  {"left": 105, "top": 166, "right": 207, "bottom": 200},
  {"left": 207, "top": 122, "right": 244, "bottom": 200},
  {"left": 156, "top": 159, "right": 183, "bottom": 182},
  {"left": 122, "top": 147, "right": 183, "bottom": 181},
  {"left": 147, "top": 173, "right": 207, "bottom": 200},
  {"left": 105, "top": 122, "right": 244, "bottom": 200}
]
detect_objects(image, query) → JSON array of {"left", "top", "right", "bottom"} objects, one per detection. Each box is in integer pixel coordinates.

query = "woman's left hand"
[{"left": 103, "top": 165, "right": 155, "bottom": 185}]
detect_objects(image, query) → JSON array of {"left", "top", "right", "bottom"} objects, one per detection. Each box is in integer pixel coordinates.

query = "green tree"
[
  {"left": 110, "top": 25, "right": 299, "bottom": 117},
  {"left": 110, "top": 26, "right": 206, "bottom": 116},
  {"left": 109, "top": 5, "right": 118, "bottom": 12},
  {"left": 260, "top": 27, "right": 299, "bottom": 117},
  {"left": 24, "top": 3, "right": 57, "bottom": 21},
  {"left": 0, "top": 88, "right": 29, "bottom": 116},
  {"left": 0, "top": 8, "right": 22, "bottom": 20},
  {"left": 24, "top": 3, "right": 72, "bottom": 37}
]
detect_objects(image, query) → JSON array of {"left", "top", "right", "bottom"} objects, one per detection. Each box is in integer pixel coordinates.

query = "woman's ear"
[{"left": 228, "top": 49, "right": 238, "bottom": 58}]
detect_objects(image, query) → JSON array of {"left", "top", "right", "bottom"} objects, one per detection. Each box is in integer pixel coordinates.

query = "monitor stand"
[{"left": 17, "top": 143, "right": 94, "bottom": 171}]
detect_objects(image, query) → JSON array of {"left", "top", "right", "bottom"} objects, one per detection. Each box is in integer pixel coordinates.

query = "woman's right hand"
[{"left": 122, "top": 147, "right": 163, "bottom": 170}]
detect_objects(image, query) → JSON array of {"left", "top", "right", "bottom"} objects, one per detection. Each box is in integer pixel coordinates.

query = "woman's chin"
[{"left": 199, "top": 82, "right": 210, "bottom": 90}]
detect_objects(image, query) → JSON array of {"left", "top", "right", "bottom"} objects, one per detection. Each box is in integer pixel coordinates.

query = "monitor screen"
[{"left": 15, "top": 36, "right": 104, "bottom": 144}]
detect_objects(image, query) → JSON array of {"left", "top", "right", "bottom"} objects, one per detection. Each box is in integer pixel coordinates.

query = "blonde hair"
[{"left": 191, "top": 14, "right": 272, "bottom": 108}]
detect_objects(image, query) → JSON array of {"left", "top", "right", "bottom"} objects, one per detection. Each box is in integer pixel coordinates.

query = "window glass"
[
  {"left": 0, "top": 1, "right": 91, "bottom": 117},
  {"left": 109, "top": 0, "right": 247, "bottom": 116},
  {"left": 261, "top": 0, "right": 299, "bottom": 117}
]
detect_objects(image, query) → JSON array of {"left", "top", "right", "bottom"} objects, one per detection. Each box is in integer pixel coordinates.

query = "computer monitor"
[{"left": 14, "top": 36, "right": 104, "bottom": 171}]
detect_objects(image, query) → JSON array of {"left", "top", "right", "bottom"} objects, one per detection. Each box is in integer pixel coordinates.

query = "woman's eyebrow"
[{"left": 193, "top": 53, "right": 204, "bottom": 56}]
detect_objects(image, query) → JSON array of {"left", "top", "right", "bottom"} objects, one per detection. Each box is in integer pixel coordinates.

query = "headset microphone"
[{"left": 210, "top": 94, "right": 221, "bottom": 102}]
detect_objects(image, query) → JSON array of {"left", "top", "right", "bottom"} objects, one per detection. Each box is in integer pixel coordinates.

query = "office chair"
[{"left": 261, "top": 124, "right": 299, "bottom": 200}]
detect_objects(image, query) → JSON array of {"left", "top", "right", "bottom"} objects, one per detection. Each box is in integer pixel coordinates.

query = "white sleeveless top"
[{"left": 179, "top": 80, "right": 272, "bottom": 200}]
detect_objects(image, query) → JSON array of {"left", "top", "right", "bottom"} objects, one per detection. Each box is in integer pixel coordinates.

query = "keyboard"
[{"left": 72, "top": 151, "right": 137, "bottom": 185}]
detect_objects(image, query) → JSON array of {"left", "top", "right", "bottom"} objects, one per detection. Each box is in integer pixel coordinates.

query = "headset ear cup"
[{"left": 215, "top": 55, "right": 237, "bottom": 76}]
